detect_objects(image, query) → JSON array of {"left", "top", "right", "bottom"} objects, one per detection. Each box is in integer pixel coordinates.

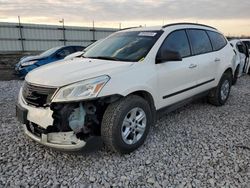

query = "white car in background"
[
  {"left": 241, "top": 39, "right": 250, "bottom": 74},
  {"left": 64, "top": 39, "right": 104, "bottom": 61},
  {"left": 229, "top": 39, "right": 249, "bottom": 82}
]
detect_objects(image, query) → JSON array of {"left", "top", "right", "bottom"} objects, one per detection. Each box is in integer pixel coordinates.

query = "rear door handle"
[
  {"left": 189, "top": 64, "right": 197, "bottom": 69},
  {"left": 214, "top": 58, "right": 221, "bottom": 62}
]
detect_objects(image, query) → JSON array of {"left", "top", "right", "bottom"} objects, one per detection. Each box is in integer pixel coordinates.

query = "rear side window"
[
  {"left": 159, "top": 30, "right": 191, "bottom": 58},
  {"left": 207, "top": 31, "right": 227, "bottom": 51},
  {"left": 187, "top": 29, "right": 212, "bottom": 55}
]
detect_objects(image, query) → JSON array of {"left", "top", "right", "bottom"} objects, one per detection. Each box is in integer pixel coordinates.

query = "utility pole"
[
  {"left": 18, "top": 16, "right": 24, "bottom": 51},
  {"left": 59, "top": 18, "right": 66, "bottom": 45},
  {"left": 92, "top": 20, "right": 95, "bottom": 42}
]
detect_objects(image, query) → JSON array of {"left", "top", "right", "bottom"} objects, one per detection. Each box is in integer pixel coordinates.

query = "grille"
[{"left": 22, "top": 82, "right": 57, "bottom": 107}]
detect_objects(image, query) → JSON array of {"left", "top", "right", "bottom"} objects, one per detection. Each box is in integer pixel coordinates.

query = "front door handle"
[
  {"left": 214, "top": 58, "right": 221, "bottom": 62},
  {"left": 189, "top": 64, "right": 197, "bottom": 69}
]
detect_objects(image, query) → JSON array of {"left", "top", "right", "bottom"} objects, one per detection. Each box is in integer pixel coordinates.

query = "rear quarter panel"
[{"left": 214, "top": 44, "right": 235, "bottom": 85}]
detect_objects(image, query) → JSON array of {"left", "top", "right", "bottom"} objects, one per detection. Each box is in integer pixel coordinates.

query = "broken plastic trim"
[{"left": 23, "top": 124, "right": 86, "bottom": 150}]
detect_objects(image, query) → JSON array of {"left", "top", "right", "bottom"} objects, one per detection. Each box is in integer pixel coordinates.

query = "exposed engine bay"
[{"left": 49, "top": 95, "right": 120, "bottom": 142}]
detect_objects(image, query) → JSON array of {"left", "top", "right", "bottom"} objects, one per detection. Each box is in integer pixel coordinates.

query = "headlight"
[
  {"left": 21, "top": 60, "right": 38, "bottom": 67},
  {"left": 52, "top": 75, "right": 110, "bottom": 102}
]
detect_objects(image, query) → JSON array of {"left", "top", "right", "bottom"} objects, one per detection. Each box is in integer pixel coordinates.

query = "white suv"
[{"left": 16, "top": 23, "right": 235, "bottom": 154}]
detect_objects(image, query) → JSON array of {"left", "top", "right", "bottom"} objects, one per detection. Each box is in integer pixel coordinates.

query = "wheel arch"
[
  {"left": 224, "top": 67, "right": 233, "bottom": 80},
  {"left": 128, "top": 90, "right": 157, "bottom": 124}
]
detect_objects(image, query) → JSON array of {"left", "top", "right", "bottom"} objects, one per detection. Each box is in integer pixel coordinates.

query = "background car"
[
  {"left": 15, "top": 45, "right": 85, "bottom": 77},
  {"left": 230, "top": 39, "right": 249, "bottom": 82},
  {"left": 241, "top": 39, "right": 250, "bottom": 52},
  {"left": 63, "top": 39, "right": 104, "bottom": 61},
  {"left": 241, "top": 39, "right": 250, "bottom": 74}
]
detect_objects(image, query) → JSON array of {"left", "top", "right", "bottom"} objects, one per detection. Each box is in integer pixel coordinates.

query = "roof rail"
[
  {"left": 162, "top": 22, "right": 217, "bottom": 30},
  {"left": 119, "top": 26, "right": 142, "bottom": 31}
]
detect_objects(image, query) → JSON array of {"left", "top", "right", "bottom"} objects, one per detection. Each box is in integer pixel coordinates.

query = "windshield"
[
  {"left": 84, "top": 30, "right": 163, "bottom": 62},
  {"left": 39, "top": 46, "right": 62, "bottom": 57},
  {"left": 83, "top": 39, "right": 104, "bottom": 53}
]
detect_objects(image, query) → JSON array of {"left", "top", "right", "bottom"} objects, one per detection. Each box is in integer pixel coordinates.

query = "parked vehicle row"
[{"left": 16, "top": 23, "right": 248, "bottom": 154}]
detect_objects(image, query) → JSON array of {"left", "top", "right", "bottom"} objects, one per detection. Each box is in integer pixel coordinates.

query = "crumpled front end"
[{"left": 16, "top": 82, "right": 107, "bottom": 151}]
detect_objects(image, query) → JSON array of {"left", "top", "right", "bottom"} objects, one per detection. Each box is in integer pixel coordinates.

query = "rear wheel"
[
  {"left": 208, "top": 72, "right": 232, "bottom": 106},
  {"left": 101, "top": 95, "right": 152, "bottom": 154}
]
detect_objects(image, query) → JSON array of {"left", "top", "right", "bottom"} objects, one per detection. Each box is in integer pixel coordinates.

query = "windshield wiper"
[{"left": 87, "top": 56, "right": 120, "bottom": 61}]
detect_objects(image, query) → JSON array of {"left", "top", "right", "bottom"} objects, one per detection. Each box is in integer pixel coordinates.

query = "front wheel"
[
  {"left": 208, "top": 72, "right": 232, "bottom": 106},
  {"left": 101, "top": 95, "right": 152, "bottom": 154}
]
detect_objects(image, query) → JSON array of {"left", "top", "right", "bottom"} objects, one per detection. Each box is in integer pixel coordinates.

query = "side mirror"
[{"left": 156, "top": 49, "right": 182, "bottom": 64}]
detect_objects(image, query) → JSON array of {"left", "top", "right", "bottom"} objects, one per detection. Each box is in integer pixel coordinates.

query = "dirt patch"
[{"left": 0, "top": 67, "right": 20, "bottom": 81}]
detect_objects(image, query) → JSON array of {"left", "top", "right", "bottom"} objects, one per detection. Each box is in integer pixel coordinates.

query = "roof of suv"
[
  {"left": 162, "top": 23, "right": 217, "bottom": 30},
  {"left": 121, "top": 23, "right": 218, "bottom": 33},
  {"left": 241, "top": 39, "right": 250, "bottom": 41}
]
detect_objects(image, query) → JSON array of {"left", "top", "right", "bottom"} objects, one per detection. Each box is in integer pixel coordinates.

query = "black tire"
[
  {"left": 208, "top": 72, "right": 232, "bottom": 106},
  {"left": 232, "top": 65, "right": 239, "bottom": 85},
  {"left": 101, "top": 95, "right": 152, "bottom": 154}
]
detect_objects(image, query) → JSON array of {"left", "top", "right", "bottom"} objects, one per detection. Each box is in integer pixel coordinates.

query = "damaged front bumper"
[
  {"left": 23, "top": 125, "right": 86, "bottom": 150},
  {"left": 16, "top": 88, "right": 87, "bottom": 151}
]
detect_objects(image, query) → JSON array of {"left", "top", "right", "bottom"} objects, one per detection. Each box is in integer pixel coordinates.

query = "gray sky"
[{"left": 0, "top": 0, "right": 250, "bottom": 35}]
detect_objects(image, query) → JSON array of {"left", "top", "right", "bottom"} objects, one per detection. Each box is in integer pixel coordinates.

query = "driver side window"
[{"left": 159, "top": 30, "right": 191, "bottom": 58}]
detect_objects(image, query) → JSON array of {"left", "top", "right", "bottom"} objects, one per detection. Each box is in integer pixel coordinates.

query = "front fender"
[{"left": 99, "top": 81, "right": 160, "bottom": 109}]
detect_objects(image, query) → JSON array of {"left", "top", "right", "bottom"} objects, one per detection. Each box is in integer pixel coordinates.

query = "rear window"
[
  {"left": 207, "top": 31, "right": 227, "bottom": 51},
  {"left": 57, "top": 47, "right": 74, "bottom": 57},
  {"left": 187, "top": 29, "right": 212, "bottom": 55}
]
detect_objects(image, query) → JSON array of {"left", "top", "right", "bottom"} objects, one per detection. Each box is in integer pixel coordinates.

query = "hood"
[
  {"left": 20, "top": 55, "right": 43, "bottom": 63},
  {"left": 25, "top": 58, "right": 134, "bottom": 87}
]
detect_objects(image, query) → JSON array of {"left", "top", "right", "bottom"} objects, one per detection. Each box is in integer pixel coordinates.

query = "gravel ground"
[{"left": 0, "top": 76, "right": 250, "bottom": 187}]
